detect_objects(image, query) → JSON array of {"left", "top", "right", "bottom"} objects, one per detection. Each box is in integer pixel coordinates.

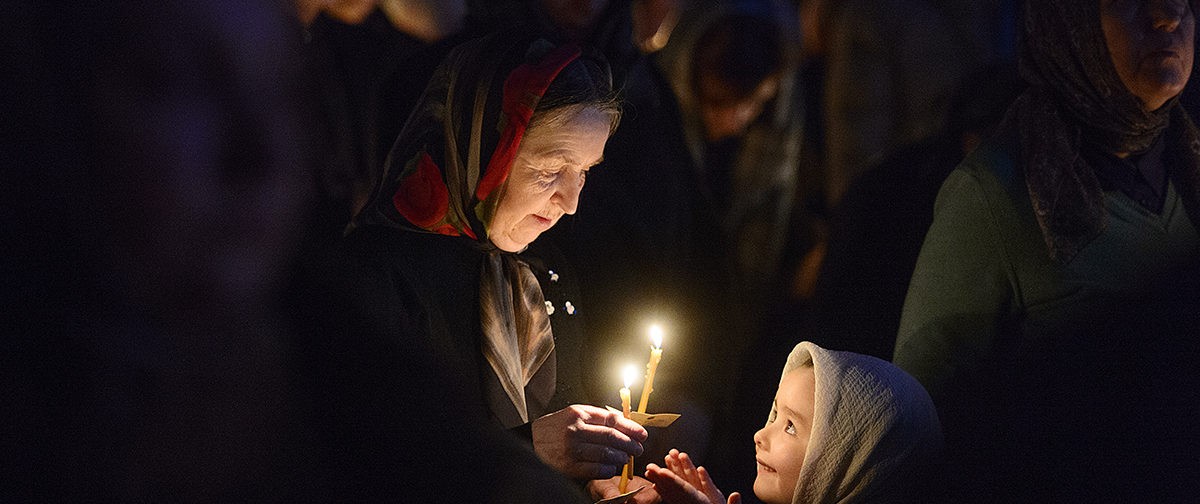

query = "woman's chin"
[
  {"left": 491, "top": 240, "right": 527, "bottom": 253},
  {"left": 489, "top": 233, "right": 537, "bottom": 253},
  {"left": 1134, "top": 70, "right": 1190, "bottom": 111}
]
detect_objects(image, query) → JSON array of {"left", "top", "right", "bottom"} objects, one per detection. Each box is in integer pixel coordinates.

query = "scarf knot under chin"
[{"left": 479, "top": 252, "right": 556, "bottom": 427}]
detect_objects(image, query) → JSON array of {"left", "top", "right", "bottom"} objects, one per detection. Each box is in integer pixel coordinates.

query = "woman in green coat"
[{"left": 894, "top": 0, "right": 1200, "bottom": 500}]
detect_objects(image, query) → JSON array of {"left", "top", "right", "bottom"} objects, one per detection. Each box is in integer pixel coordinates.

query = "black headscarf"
[{"left": 1014, "top": 0, "right": 1200, "bottom": 262}]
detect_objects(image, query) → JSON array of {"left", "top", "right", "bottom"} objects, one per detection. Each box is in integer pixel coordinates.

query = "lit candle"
[
  {"left": 619, "top": 364, "right": 637, "bottom": 493},
  {"left": 637, "top": 324, "right": 664, "bottom": 414}
]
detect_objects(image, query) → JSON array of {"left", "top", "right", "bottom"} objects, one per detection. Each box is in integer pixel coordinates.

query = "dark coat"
[
  {"left": 895, "top": 124, "right": 1200, "bottom": 502},
  {"left": 338, "top": 226, "right": 590, "bottom": 428}
]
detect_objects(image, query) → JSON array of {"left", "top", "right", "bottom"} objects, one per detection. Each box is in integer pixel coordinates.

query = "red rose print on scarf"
[{"left": 393, "top": 150, "right": 450, "bottom": 229}]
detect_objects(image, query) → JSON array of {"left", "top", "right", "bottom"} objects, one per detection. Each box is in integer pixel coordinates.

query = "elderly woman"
[
  {"left": 340, "top": 33, "right": 652, "bottom": 499},
  {"left": 894, "top": 0, "right": 1200, "bottom": 500}
]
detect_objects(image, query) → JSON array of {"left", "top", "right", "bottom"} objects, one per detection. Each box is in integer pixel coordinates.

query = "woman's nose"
[
  {"left": 1150, "top": 0, "right": 1185, "bottom": 32},
  {"left": 554, "top": 171, "right": 584, "bottom": 215}
]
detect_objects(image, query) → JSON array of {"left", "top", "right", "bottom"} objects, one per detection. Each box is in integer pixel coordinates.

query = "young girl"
[{"left": 644, "top": 342, "right": 941, "bottom": 503}]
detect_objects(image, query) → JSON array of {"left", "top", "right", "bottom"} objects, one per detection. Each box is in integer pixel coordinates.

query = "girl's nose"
[{"left": 753, "top": 425, "right": 767, "bottom": 449}]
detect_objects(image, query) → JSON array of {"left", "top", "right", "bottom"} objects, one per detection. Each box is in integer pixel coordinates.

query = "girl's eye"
[
  {"left": 767, "top": 408, "right": 777, "bottom": 424},
  {"left": 784, "top": 420, "right": 796, "bottom": 435}
]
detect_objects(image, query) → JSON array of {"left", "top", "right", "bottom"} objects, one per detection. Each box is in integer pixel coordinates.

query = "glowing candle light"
[
  {"left": 637, "top": 324, "right": 664, "bottom": 414},
  {"left": 619, "top": 364, "right": 637, "bottom": 493},
  {"left": 621, "top": 364, "right": 636, "bottom": 417}
]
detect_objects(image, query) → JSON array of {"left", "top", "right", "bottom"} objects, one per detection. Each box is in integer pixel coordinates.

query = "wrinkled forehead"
[
  {"left": 529, "top": 103, "right": 619, "bottom": 136},
  {"left": 521, "top": 106, "right": 612, "bottom": 160}
]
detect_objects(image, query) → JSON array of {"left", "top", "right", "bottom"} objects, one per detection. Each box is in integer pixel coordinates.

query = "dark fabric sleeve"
[{"left": 510, "top": 421, "right": 534, "bottom": 443}]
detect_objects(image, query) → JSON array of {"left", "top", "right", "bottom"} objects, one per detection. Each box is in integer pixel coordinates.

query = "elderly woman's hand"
[
  {"left": 588, "top": 475, "right": 662, "bottom": 504},
  {"left": 532, "top": 404, "right": 648, "bottom": 480}
]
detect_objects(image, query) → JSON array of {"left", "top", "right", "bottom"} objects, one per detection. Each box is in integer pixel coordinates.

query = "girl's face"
[
  {"left": 488, "top": 106, "right": 609, "bottom": 252},
  {"left": 1101, "top": 0, "right": 1194, "bottom": 111},
  {"left": 753, "top": 367, "right": 816, "bottom": 504}
]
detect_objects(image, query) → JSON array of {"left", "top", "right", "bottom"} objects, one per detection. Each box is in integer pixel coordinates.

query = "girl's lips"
[{"left": 757, "top": 458, "right": 776, "bottom": 473}]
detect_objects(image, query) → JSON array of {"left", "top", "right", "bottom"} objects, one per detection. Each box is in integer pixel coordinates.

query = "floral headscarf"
[
  {"left": 772, "top": 342, "right": 942, "bottom": 503},
  {"left": 357, "top": 34, "right": 584, "bottom": 427},
  {"left": 1015, "top": 0, "right": 1200, "bottom": 263}
]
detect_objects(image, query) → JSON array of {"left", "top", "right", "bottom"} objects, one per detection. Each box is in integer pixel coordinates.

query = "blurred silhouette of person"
[
  {"left": 3, "top": 1, "right": 314, "bottom": 497},
  {"left": 820, "top": 0, "right": 1005, "bottom": 207},
  {"left": 296, "top": 0, "right": 468, "bottom": 244},
  {"left": 2, "top": 1, "right": 590, "bottom": 501}
]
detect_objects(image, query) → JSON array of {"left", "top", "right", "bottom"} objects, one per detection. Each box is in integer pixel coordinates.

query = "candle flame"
[
  {"left": 649, "top": 324, "right": 664, "bottom": 349},
  {"left": 622, "top": 364, "right": 638, "bottom": 388}
]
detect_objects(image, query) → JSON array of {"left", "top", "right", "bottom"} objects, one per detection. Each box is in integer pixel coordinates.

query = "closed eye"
[{"left": 535, "top": 170, "right": 559, "bottom": 187}]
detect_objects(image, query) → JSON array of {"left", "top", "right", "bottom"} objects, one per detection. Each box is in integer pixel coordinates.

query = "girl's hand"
[{"left": 644, "top": 449, "right": 740, "bottom": 504}]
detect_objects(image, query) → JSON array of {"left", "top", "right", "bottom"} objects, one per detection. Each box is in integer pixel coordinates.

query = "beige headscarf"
[{"left": 772, "top": 342, "right": 942, "bottom": 503}]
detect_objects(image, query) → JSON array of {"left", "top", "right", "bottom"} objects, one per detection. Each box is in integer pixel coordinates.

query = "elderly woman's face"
[
  {"left": 1101, "top": 0, "right": 1195, "bottom": 111},
  {"left": 488, "top": 106, "right": 609, "bottom": 252}
]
